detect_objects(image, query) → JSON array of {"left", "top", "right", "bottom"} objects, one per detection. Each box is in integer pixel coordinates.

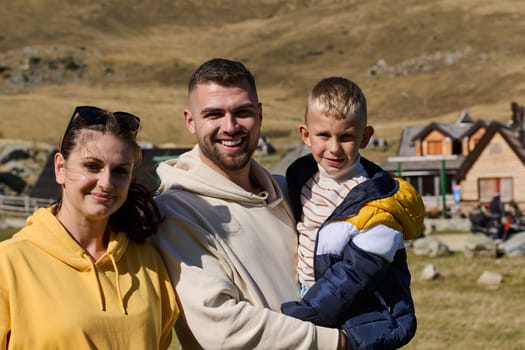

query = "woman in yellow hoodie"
[{"left": 0, "top": 106, "right": 178, "bottom": 349}]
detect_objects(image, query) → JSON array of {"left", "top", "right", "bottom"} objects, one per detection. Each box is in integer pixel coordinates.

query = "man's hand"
[{"left": 337, "top": 329, "right": 352, "bottom": 350}]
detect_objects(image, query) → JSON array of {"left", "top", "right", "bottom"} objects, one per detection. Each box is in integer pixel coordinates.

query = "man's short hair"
[{"left": 188, "top": 58, "right": 258, "bottom": 99}]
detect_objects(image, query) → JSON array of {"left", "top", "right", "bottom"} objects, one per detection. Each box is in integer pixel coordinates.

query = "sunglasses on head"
[{"left": 60, "top": 105, "right": 140, "bottom": 152}]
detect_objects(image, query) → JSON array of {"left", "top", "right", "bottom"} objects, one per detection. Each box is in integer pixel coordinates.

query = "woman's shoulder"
[
  {"left": 125, "top": 238, "right": 165, "bottom": 261},
  {"left": 0, "top": 232, "right": 34, "bottom": 262}
]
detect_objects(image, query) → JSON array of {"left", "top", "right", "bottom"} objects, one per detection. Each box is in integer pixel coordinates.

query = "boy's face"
[{"left": 299, "top": 107, "right": 374, "bottom": 175}]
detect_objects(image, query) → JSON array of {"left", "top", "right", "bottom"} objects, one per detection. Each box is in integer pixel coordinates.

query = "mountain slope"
[{"left": 1, "top": 0, "right": 524, "bottom": 150}]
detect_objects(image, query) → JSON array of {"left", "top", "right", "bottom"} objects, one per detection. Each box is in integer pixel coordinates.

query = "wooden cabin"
[{"left": 382, "top": 105, "right": 525, "bottom": 214}]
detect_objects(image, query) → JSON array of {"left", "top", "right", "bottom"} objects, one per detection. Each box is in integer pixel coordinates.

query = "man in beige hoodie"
[{"left": 154, "top": 58, "right": 344, "bottom": 349}]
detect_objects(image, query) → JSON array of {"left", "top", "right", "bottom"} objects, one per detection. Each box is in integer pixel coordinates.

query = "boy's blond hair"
[{"left": 305, "top": 77, "right": 367, "bottom": 124}]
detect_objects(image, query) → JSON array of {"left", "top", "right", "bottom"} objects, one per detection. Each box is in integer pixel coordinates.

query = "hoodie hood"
[
  {"left": 14, "top": 206, "right": 129, "bottom": 313},
  {"left": 157, "top": 145, "right": 285, "bottom": 208},
  {"left": 14, "top": 206, "right": 128, "bottom": 270}
]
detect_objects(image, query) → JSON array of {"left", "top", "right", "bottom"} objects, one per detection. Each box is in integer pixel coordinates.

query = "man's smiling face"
[{"left": 184, "top": 80, "right": 262, "bottom": 178}]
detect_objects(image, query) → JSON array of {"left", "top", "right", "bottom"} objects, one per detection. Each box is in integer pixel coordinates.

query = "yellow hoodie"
[{"left": 0, "top": 207, "right": 178, "bottom": 349}]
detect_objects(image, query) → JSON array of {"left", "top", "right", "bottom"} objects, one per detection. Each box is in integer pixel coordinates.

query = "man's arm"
[
  {"left": 282, "top": 223, "right": 402, "bottom": 327},
  {"left": 154, "top": 194, "right": 339, "bottom": 350}
]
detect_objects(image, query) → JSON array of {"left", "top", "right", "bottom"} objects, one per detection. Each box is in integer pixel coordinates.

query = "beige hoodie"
[{"left": 154, "top": 146, "right": 338, "bottom": 349}]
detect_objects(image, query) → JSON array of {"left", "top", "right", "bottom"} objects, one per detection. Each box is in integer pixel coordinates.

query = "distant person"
[
  {"left": 0, "top": 106, "right": 178, "bottom": 349},
  {"left": 281, "top": 77, "right": 425, "bottom": 350},
  {"left": 153, "top": 58, "right": 345, "bottom": 349},
  {"left": 487, "top": 192, "right": 507, "bottom": 240},
  {"left": 452, "top": 183, "right": 461, "bottom": 215},
  {"left": 489, "top": 192, "right": 504, "bottom": 219}
]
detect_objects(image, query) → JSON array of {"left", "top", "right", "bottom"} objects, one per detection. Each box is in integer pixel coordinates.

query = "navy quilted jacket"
[{"left": 281, "top": 155, "right": 418, "bottom": 350}]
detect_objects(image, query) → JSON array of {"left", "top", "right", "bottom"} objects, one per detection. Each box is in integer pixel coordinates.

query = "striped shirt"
[{"left": 297, "top": 158, "right": 369, "bottom": 287}]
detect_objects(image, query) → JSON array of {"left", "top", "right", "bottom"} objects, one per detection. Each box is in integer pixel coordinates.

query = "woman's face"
[{"left": 54, "top": 130, "right": 135, "bottom": 223}]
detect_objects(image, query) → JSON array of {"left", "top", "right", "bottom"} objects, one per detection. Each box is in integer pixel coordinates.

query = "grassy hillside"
[{"left": 1, "top": 0, "right": 525, "bottom": 162}]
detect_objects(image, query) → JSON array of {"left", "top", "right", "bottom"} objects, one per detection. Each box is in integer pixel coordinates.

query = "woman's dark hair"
[
  {"left": 110, "top": 182, "right": 164, "bottom": 243},
  {"left": 55, "top": 106, "right": 163, "bottom": 243}
]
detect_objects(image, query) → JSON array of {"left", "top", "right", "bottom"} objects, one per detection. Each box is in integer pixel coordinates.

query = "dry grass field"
[
  {"left": 406, "top": 250, "right": 525, "bottom": 350},
  {"left": 1, "top": 0, "right": 525, "bottom": 155},
  {"left": 2, "top": 1, "right": 525, "bottom": 348}
]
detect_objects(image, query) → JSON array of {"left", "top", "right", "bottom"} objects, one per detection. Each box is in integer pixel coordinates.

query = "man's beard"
[{"left": 199, "top": 134, "right": 258, "bottom": 172}]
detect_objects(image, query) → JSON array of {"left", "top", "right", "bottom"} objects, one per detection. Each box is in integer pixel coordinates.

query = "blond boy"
[{"left": 281, "top": 77, "right": 425, "bottom": 350}]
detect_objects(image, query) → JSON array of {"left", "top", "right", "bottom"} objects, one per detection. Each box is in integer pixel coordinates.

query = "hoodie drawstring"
[
  {"left": 82, "top": 252, "right": 105, "bottom": 312},
  {"left": 109, "top": 252, "right": 127, "bottom": 315},
  {"left": 81, "top": 252, "right": 127, "bottom": 315}
]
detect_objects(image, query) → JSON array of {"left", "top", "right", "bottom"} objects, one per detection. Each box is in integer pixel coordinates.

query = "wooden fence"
[{"left": 0, "top": 195, "right": 54, "bottom": 217}]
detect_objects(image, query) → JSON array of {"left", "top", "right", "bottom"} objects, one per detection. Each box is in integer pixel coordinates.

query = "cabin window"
[
  {"left": 426, "top": 140, "right": 442, "bottom": 155},
  {"left": 479, "top": 177, "right": 512, "bottom": 202}
]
